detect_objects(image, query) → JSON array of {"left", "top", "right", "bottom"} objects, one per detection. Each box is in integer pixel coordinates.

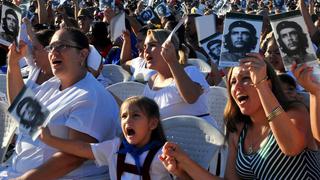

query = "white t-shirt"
[
  {"left": 2, "top": 73, "right": 120, "bottom": 179},
  {"left": 91, "top": 137, "right": 171, "bottom": 180},
  {"left": 130, "top": 57, "right": 157, "bottom": 82},
  {"left": 143, "top": 66, "right": 218, "bottom": 128},
  {"left": 25, "top": 65, "right": 41, "bottom": 90}
]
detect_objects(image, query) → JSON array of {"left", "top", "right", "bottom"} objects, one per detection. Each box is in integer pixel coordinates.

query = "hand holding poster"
[
  {"left": 270, "top": 10, "right": 320, "bottom": 82},
  {"left": 0, "top": 1, "right": 22, "bottom": 46},
  {"left": 8, "top": 86, "right": 49, "bottom": 141},
  {"left": 219, "top": 13, "right": 263, "bottom": 67},
  {"left": 110, "top": 12, "right": 125, "bottom": 42}
]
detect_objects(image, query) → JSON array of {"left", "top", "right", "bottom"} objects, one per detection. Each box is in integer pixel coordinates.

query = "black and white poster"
[
  {"left": 270, "top": 10, "right": 317, "bottom": 71},
  {"left": 219, "top": 13, "right": 263, "bottom": 67},
  {"left": 200, "top": 33, "right": 222, "bottom": 65},
  {"left": 19, "top": 0, "right": 32, "bottom": 18},
  {"left": 99, "top": 0, "right": 115, "bottom": 10},
  {"left": 0, "top": 1, "right": 21, "bottom": 46},
  {"left": 139, "top": 6, "right": 155, "bottom": 24},
  {"left": 8, "top": 85, "right": 49, "bottom": 141},
  {"left": 154, "top": 2, "right": 170, "bottom": 18}
]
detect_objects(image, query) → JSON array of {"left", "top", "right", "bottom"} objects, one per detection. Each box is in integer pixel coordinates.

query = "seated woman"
[
  {"left": 25, "top": 29, "right": 55, "bottom": 89},
  {"left": 120, "top": 25, "right": 157, "bottom": 83},
  {"left": 3, "top": 27, "right": 120, "bottom": 179},
  {"left": 142, "top": 29, "right": 217, "bottom": 128},
  {"left": 292, "top": 63, "right": 320, "bottom": 142},
  {"left": 160, "top": 53, "right": 320, "bottom": 179},
  {"left": 17, "top": 18, "right": 55, "bottom": 90}
]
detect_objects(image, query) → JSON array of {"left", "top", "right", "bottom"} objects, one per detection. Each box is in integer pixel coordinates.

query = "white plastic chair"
[
  {"left": 0, "top": 74, "right": 6, "bottom": 97},
  {"left": 102, "top": 64, "right": 132, "bottom": 85},
  {"left": 106, "top": 81, "right": 145, "bottom": 101},
  {"left": 207, "top": 86, "right": 228, "bottom": 134},
  {"left": 162, "top": 115, "right": 225, "bottom": 170},
  {"left": 0, "top": 101, "right": 18, "bottom": 163},
  {"left": 187, "top": 58, "right": 212, "bottom": 75}
]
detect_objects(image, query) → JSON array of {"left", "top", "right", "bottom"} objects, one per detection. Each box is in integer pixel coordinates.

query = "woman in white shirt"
[
  {"left": 142, "top": 29, "right": 217, "bottom": 128},
  {"left": 4, "top": 27, "right": 119, "bottom": 179}
]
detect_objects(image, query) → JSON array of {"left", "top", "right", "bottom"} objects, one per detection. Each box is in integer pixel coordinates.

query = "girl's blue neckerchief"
[
  {"left": 0, "top": 65, "right": 7, "bottom": 74},
  {"left": 117, "top": 139, "right": 162, "bottom": 173}
]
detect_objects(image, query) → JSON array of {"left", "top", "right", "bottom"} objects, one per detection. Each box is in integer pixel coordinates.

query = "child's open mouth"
[{"left": 126, "top": 128, "right": 136, "bottom": 136}]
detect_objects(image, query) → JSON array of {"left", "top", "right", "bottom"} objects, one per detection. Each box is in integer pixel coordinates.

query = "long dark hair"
[
  {"left": 224, "top": 61, "right": 291, "bottom": 135},
  {"left": 120, "top": 96, "right": 167, "bottom": 145}
]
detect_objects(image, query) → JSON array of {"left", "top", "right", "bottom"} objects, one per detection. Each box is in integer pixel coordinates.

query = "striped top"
[{"left": 236, "top": 125, "right": 320, "bottom": 179}]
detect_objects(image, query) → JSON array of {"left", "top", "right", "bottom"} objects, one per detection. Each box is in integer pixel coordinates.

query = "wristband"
[{"left": 267, "top": 106, "right": 284, "bottom": 122}]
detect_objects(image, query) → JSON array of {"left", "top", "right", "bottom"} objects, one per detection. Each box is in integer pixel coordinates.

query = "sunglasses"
[{"left": 44, "top": 44, "right": 83, "bottom": 53}]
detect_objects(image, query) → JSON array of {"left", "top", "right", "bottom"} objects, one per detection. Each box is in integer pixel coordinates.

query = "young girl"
[{"left": 39, "top": 96, "right": 171, "bottom": 180}]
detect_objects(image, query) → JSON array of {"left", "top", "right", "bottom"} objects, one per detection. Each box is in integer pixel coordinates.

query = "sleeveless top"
[{"left": 236, "top": 125, "right": 320, "bottom": 179}]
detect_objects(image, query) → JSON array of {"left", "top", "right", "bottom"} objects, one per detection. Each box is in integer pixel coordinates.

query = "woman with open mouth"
[
  {"left": 160, "top": 52, "right": 320, "bottom": 179},
  {"left": 142, "top": 29, "right": 218, "bottom": 129}
]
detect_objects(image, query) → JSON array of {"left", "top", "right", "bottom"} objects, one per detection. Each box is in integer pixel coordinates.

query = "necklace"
[{"left": 247, "top": 126, "right": 270, "bottom": 154}]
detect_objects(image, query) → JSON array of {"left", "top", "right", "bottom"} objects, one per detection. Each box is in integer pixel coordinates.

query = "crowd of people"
[{"left": 0, "top": 0, "right": 320, "bottom": 179}]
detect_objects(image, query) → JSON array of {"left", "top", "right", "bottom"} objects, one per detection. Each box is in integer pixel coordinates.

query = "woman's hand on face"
[
  {"left": 8, "top": 41, "right": 28, "bottom": 66},
  {"left": 240, "top": 52, "right": 267, "bottom": 85},
  {"left": 291, "top": 63, "right": 320, "bottom": 95},
  {"left": 161, "top": 41, "right": 178, "bottom": 65}
]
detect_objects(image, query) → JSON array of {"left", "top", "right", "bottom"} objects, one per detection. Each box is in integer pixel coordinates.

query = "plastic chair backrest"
[
  {"left": 0, "top": 101, "right": 17, "bottom": 163},
  {"left": 207, "top": 86, "right": 228, "bottom": 134},
  {"left": 0, "top": 74, "right": 6, "bottom": 96},
  {"left": 106, "top": 81, "right": 145, "bottom": 101},
  {"left": 162, "top": 115, "right": 225, "bottom": 169},
  {"left": 187, "top": 58, "right": 212, "bottom": 74},
  {"left": 102, "top": 64, "right": 131, "bottom": 84}
]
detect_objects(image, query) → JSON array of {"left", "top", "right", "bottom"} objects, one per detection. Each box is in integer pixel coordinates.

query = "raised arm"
[
  {"left": 6, "top": 42, "right": 27, "bottom": 103},
  {"left": 73, "top": 0, "right": 79, "bottom": 20},
  {"left": 241, "top": 53, "right": 309, "bottom": 155},
  {"left": 125, "top": 14, "right": 142, "bottom": 36},
  {"left": 120, "top": 30, "right": 133, "bottom": 72},
  {"left": 299, "top": 0, "right": 318, "bottom": 42},
  {"left": 18, "top": 128, "right": 97, "bottom": 180},
  {"left": 37, "top": 0, "right": 49, "bottom": 24},
  {"left": 292, "top": 63, "right": 320, "bottom": 142},
  {"left": 161, "top": 41, "right": 204, "bottom": 104}
]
